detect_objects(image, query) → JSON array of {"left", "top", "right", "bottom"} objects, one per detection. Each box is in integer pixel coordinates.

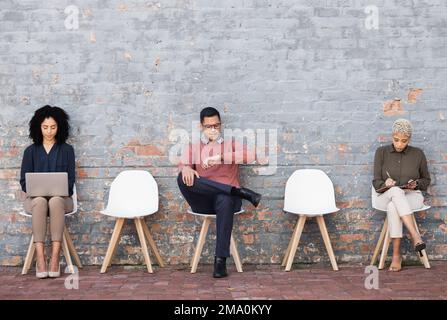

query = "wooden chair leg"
[
  {"left": 141, "top": 220, "right": 165, "bottom": 267},
  {"left": 134, "top": 218, "right": 153, "bottom": 273},
  {"left": 378, "top": 223, "right": 390, "bottom": 270},
  {"left": 22, "top": 235, "right": 36, "bottom": 275},
  {"left": 285, "top": 216, "right": 306, "bottom": 272},
  {"left": 230, "top": 235, "right": 243, "bottom": 272},
  {"left": 191, "top": 218, "right": 211, "bottom": 273},
  {"left": 100, "top": 218, "right": 125, "bottom": 273},
  {"left": 64, "top": 226, "right": 83, "bottom": 268},
  {"left": 107, "top": 221, "right": 122, "bottom": 268},
  {"left": 316, "top": 216, "right": 339, "bottom": 271},
  {"left": 62, "top": 234, "right": 75, "bottom": 274},
  {"left": 412, "top": 215, "right": 431, "bottom": 269},
  {"left": 371, "top": 217, "right": 388, "bottom": 266},
  {"left": 282, "top": 221, "right": 299, "bottom": 267}
]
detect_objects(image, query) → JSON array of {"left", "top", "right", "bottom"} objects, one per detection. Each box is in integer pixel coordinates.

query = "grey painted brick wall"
[{"left": 1, "top": 0, "right": 446, "bottom": 266}]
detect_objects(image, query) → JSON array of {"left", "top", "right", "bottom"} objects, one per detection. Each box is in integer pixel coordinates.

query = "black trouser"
[{"left": 177, "top": 173, "right": 242, "bottom": 257}]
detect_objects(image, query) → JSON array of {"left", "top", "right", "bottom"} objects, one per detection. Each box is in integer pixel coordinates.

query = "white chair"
[
  {"left": 370, "top": 185, "right": 431, "bottom": 269},
  {"left": 282, "top": 169, "right": 339, "bottom": 271},
  {"left": 20, "top": 184, "right": 83, "bottom": 275},
  {"left": 100, "top": 170, "right": 164, "bottom": 274},
  {"left": 188, "top": 209, "right": 244, "bottom": 274}
]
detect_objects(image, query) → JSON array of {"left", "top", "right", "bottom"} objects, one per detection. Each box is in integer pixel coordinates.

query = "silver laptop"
[{"left": 25, "top": 172, "right": 69, "bottom": 197}]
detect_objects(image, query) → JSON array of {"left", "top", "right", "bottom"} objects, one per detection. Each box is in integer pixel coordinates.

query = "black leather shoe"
[
  {"left": 415, "top": 242, "right": 426, "bottom": 257},
  {"left": 213, "top": 256, "right": 228, "bottom": 278},
  {"left": 232, "top": 187, "right": 262, "bottom": 207}
]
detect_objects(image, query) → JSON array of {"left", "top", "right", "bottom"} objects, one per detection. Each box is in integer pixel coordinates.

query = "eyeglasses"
[{"left": 203, "top": 123, "right": 221, "bottom": 130}]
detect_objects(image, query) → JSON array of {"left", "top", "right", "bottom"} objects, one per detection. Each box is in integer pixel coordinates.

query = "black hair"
[
  {"left": 28, "top": 105, "right": 70, "bottom": 144},
  {"left": 200, "top": 107, "right": 221, "bottom": 123}
]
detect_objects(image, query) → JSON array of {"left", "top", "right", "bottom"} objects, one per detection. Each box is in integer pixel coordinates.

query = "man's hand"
[
  {"left": 182, "top": 166, "right": 200, "bottom": 186},
  {"left": 385, "top": 178, "right": 396, "bottom": 187},
  {"left": 202, "top": 154, "right": 221, "bottom": 169}
]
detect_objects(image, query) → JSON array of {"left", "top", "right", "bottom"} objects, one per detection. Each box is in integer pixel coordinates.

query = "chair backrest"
[
  {"left": 102, "top": 170, "right": 159, "bottom": 218},
  {"left": 283, "top": 169, "right": 339, "bottom": 215},
  {"left": 66, "top": 183, "right": 78, "bottom": 216},
  {"left": 371, "top": 185, "right": 431, "bottom": 212}
]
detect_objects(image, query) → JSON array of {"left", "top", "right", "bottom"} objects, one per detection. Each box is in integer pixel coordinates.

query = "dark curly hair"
[{"left": 29, "top": 105, "right": 70, "bottom": 144}]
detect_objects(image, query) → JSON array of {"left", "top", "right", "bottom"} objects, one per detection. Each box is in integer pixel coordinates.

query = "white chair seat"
[
  {"left": 373, "top": 205, "right": 431, "bottom": 213},
  {"left": 187, "top": 209, "right": 245, "bottom": 217},
  {"left": 283, "top": 208, "right": 339, "bottom": 217},
  {"left": 100, "top": 208, "right": 157, "bottom": 219},
  {"left": 371, "top": 186, "right": 430, "bottom": 212}
]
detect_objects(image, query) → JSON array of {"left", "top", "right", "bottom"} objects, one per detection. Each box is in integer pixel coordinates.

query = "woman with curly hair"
[
  {"left": 20, "top": 105, "right": 76, "bottom": 278},
  {"left": 373, "top": 119, "right": 431, "bottom": 272}
]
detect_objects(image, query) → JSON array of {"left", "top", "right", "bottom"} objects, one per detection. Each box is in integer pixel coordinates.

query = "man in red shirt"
[{"left": 177, "top": 107, "right": 264, "bottom": 278}]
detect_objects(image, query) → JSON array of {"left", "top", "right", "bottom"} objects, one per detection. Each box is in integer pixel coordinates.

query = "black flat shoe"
[
  {"left": 232, "top": 187, "right": 262, "bottom": 207},
  {"left": 213, "top": 256, "right": 228, "bottom": 278},
  {"left": 414, "top": 242, "right": 426, "bottom": 257}
]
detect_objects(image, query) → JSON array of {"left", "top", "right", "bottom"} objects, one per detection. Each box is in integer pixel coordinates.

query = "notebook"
[{"left": 375, "top": 180, "right": 418, "bottom": 194}]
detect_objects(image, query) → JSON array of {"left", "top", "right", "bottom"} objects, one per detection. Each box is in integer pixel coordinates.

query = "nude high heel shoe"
[
  {"left": 48, "top": 259, "right": 61, "bottom": 278},
  {"left": 35, "top": 262, "right": 48, "bottom": 279}
]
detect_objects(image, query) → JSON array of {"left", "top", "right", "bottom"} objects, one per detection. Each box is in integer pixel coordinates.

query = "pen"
[{"left": 386, "top": 171, "right": 391, "bottom": 179}]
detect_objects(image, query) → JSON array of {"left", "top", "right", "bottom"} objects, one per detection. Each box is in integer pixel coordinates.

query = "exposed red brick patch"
[
  {"left": 337, "top": 199, "right": 367, "bottom": 209},
  {"left": 337, "top": 144, "right": 349, "bottom": 153},
  {"left": 340, "top": 234, "right": 364, "bottom": 243},
  {"left": 117, "top": 4, "right": 128, "bottom": 12},
  {"left": 77, "top": 168, "right": 99, "bottom": 178},
  {"left": 124, "top": 52, "right": 132, "bottom": 61},
  {"left": 383, "top": 99, "right": 404, "bottom": 116},
  {"left": 0, "top": 170, "right": 17, "bottom": 179},
  {"left": 407, "top": 88, "right": 423, "bottom": 103},
  {"left": 83, "top": 8, "right": 93, "bottom": 17},
  {"left": 335, "top": 186, "right": 343, "bottom": 195},
  {"left": 135, "top": 145, "right": 164, "bottom": 156},
  {"left": 164, "top": 191, "right": 174, "bottom": 201},
  {"left": 431, "top": 198, "right": 445, "bottom": 206},
  {"left": 242, "top": 234, "right": 254, "bottom": 244},
  {"left": 118, "top": 139, "right": 164, "bottom": 157},
  {"left": 90, "top": 32, "right": 96, "bottom": 43},
  {"left": 257, "top": 211, "right": 272, "bottom": 220}
]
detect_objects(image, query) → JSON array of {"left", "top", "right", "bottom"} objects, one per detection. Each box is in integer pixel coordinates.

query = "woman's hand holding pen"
[
  {"left": 407, "top": 179, "right": 418, "bottom": 190},
  {"left": 385, "top": 171, "right": 396, "bottom": 187}
]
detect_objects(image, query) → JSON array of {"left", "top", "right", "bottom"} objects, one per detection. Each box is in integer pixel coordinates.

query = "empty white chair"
[
  {"left": 100, "top": 170, "right": 164, "bottom": 273},
  {"left": 370, "top": 185, "right": 430, "bottom": 269},
  {"left": 282, "top": 169, "right": 339, "bottom": 271},
  {"left": 20, "top": 184, "right": 82, "bottom": 275},
  {"left": 188, "top": 208, "right": 244, "bottom": 274}
]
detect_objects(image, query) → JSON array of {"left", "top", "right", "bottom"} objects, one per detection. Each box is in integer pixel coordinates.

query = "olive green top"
[{"left": 373, "top": 144, "right": 431, "bottom": 192}]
